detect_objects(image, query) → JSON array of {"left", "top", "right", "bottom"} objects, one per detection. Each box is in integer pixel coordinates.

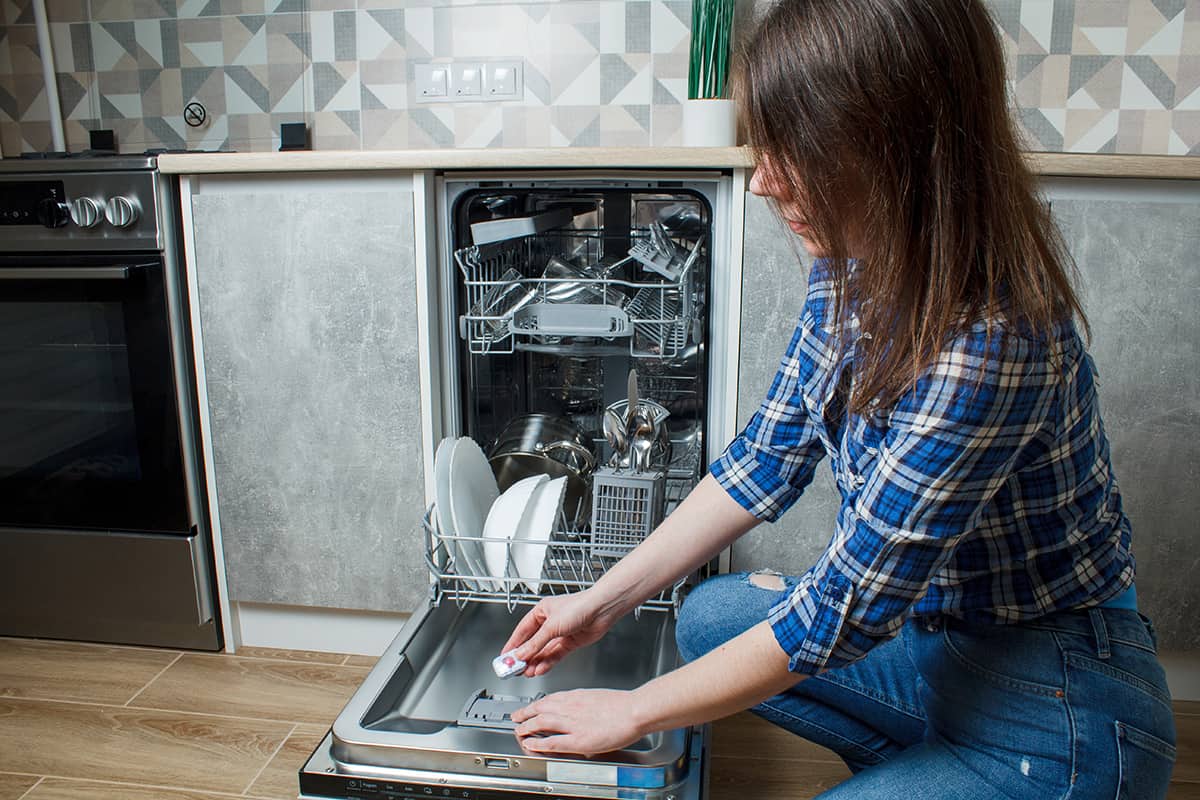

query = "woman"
[{"left": 502, "top": 0, "right": 1178, "bottom": 796}]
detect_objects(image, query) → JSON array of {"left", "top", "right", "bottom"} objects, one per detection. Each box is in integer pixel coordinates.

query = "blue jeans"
[{"left": 676, "top": 572, "right": 1177, "bottom": 799}]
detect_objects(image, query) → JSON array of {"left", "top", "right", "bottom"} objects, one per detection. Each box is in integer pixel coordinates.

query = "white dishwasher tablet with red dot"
[{"left": 492, "top": 650, "right": 527, "bottom": 678}]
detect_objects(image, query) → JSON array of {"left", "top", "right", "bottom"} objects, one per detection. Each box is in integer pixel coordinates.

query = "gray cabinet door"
[
  {"left": 1048, "top": 179, "right": 1200, "bottom": 652},
  {"left": 190, "top": 179, "right": 427, "bottom": 613},
  {"left": 733, "top": 181, "right": 1200, "bottom": 652},
  {"left": 730, "top": 192, "right": 842, "bottom": 576}
]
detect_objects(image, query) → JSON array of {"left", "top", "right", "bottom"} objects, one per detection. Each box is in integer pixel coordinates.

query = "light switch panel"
[
  {"left": 486, "top": 61, "right": 523, "bottom": 99},
  {"left": 414, "top": 63, "right": 448, "bottom": 100},
  {"left": 452, "top": 63, "right": 483, "bottom": 98},
  {"left": 414, "top": 59, "right": 523, "bottom": 103}
]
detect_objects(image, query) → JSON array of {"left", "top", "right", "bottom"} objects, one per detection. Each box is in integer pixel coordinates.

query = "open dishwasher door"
[{"left": 299, "top": 599, "right": 708, "bottom": 800}]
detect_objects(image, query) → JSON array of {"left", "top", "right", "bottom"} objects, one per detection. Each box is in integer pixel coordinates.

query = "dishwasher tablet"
[{"left": 492, "top": 650, "right": 527, "bottom": 679}]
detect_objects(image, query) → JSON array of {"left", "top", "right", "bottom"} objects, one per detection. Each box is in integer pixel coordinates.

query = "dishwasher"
[{"left": 301, "top": 171, "right": 738, "bottom": 800}]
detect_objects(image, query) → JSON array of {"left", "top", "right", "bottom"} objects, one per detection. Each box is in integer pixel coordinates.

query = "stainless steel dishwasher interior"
[
  {"left": 363, "top": 603, "right": 672, "bottom": 733},
  {"left": 328, "top": 600, "right": 687, "bottom": 779}
]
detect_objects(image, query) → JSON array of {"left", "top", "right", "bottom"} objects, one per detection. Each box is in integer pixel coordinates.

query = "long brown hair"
[{"left": 736, "top": 0, "right": 1087, "bottom": 414}]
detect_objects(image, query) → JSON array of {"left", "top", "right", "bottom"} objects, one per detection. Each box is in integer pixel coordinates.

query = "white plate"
[
  {"left": 483, "top": 474, "right": 548, "bottom": 590},
  {"left": 447, "top": 437, "right": 500, "bottom": 590},
  {"left": 513, "top": 476, "right": 567, "bottom": 593},
  {"left": 433, "top": 437, "right": 478, "bottom": 590}
]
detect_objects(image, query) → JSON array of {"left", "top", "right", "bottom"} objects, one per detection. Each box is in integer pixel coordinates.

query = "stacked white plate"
[
  {"left": 433, "top": 436, "right": 566, "bottom": 593},
  {"left": 433, "top": 437, "right": 497, "bottom": 591}
]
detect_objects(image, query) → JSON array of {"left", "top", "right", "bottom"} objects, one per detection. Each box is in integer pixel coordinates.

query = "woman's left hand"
[{"left": 511, "top": 689, "right": 644, "bottom": 756}]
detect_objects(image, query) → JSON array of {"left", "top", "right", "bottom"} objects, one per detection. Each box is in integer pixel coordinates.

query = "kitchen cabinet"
[
  {"left": 1047, "top": 179, "right": 1200, "bottom": 652},
  {"left": 187, "top": 174, "right": 428, "bottom": 613},
  {"left": 729, "top": 179, "right": 1200, "bottom": 653},
  {"left": 727, "top": 191, "right": 843, "bottom": 576}
]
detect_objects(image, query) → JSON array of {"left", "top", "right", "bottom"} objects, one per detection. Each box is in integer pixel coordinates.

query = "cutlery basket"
[{"left": 590, "top": 467, "right": 666, "bottom": 558}]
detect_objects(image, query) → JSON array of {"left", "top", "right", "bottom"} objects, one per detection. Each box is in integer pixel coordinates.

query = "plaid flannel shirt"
[{"left": 711, "top": 260, "right": 1135, "bottom": 675}]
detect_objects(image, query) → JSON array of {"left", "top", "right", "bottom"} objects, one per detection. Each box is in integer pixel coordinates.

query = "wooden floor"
[{"left": 0, "top": 636, "right": 1195, "bottom": 800}]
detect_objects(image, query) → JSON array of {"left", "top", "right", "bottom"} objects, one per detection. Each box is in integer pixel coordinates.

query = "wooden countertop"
[
  {"left": 157, "top": 147, "right": 752, "bottom": 174},
  {"left": 158, "top": 146, "right": 1200, "bottom": 180}
]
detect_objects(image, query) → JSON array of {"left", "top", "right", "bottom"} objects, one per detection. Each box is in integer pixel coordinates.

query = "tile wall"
[{"left": 0, "top": 0, "right": 1197, "bottom": 155}]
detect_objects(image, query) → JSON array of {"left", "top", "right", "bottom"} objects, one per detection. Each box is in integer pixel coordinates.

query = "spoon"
[
  {"left": 629, "top": 411, "right": 656, "bottom": 471},
  {"left": 602, "top": 408, "right": 628, "bottom": 464},
  {"left": 632, "top": 434, "right": 657, "bottom": 472}
]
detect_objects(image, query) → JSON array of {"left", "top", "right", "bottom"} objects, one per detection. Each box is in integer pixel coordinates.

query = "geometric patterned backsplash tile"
[
  {"left": 0, "top": 0, "right": 1197, "bottom": 155},
  {"left": 999, "top": 0, "right": 1200, "bottom": 155}
]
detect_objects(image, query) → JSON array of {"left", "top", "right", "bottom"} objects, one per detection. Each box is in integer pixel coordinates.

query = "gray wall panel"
[
  {"left": 1047, "top": 180, "right": 1200, "bottom": 651},
  {"left": 192, "top": 189, "right": 426, "bottom": 613},
  {"left": 733, "top": 181, "right": 1200, "bottom": 652},
  {"left": 729, "top": 192, "right": 840, "bottom": 576}
]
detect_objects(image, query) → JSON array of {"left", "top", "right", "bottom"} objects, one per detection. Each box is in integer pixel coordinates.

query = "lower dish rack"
[{"left": 423, "top": 504, "right": 684, "bottom": 615}]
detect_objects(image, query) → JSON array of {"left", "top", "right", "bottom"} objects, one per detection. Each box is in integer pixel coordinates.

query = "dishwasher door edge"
[
  {"left": 330, "top": 600, "right": 440, "bottom": 747},
  {"left": 301, "top": 724, "right": 708, "bottom": 800}
]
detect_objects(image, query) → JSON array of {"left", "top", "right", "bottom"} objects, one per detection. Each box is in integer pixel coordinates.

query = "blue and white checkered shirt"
[{"left": 711, "top": 260, "right": 1135, "bottom": 675}]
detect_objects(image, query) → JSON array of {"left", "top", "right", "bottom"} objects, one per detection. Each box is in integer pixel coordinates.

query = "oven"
[{"left": 0, "top": 156, "right": 221, "bottom": 651}]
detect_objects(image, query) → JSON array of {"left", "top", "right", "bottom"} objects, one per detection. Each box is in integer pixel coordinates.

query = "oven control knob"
[
  {"left": 70, "top": 197, "right": 103, "bottom": 229},
  {"left": 36, "top": 197, "right": 70, "bottom": 228},
  {"left": 105, "top": 196, "right": 140, "bottom": 228}
]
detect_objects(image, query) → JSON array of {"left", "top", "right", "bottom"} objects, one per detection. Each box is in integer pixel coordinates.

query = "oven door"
[{"left": 0, "top": 255, "right": 191, "bottom": 534}]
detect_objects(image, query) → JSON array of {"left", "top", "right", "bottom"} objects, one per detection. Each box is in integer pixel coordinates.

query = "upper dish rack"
[{"left": 455, "top": 227, "right": 703, "bottom": 359}]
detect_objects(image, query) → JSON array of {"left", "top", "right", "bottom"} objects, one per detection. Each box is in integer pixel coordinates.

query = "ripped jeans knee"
[
  {"left": 675, "top": 570, "right": 797, "bottom": 662},
  {"left": 748, "top": 568, "right": 787, "bottom": 591}
]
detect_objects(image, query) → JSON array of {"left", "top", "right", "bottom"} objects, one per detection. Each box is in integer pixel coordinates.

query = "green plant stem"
[{"left": 689, "top": 0, "right": 733, "bottom": 99}]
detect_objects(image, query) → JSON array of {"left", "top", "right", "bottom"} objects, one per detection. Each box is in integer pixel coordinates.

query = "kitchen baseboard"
[
  {"left": 231, "top": 601, "right": 410, "bottom": 657},
  {"left": 1160, "top": 651, "right": 1200, "bottom": 702}
]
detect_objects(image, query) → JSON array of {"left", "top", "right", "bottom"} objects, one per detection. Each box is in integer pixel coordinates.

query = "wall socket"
[{"left": 415, "top": 60, "right": 523, "bottom": 103}]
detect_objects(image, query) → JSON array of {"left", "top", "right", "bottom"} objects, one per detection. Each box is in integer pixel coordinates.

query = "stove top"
[
  {"left": 10, "top": 147, "right": 227, "bottom": 157},
  {"left": 0, "top": 151, "right": 200, "bottom": 252}
]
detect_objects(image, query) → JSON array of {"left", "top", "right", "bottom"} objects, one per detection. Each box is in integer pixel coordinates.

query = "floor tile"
[
  {"left": 0, "top": 698, "right": 289, "bottom": 795},
  {"left": 233, "top": 646, "right": 348, "bottom": 665},
  {"left": 23, "top": 777, "right": 245, "bottom": 799},
  {"left": 130, "top": 654, "right": 370, "bottom": 726},
  {"left": 343, "top": 654, "right": 379, "bottom": 667},
  {"left": 712, "top": 711, "right": 842, "bottom": 763},
  {"left": 1169, "top": 783, "right": 1200, "bottom": 800},
  {"left": 0, "top": 638, "right": 178, "bottom": 705},
  {"left": 247, "top": 725, "right": 329, "bottom": 799},
  {"left": 709, "top": 755, "right": 852, "bottom": 800},
  {"left": 1176, "top": 713, "right": 1199, "bottom": 783},
  {"left": 0, "top": 773, "right": 39, "bottom": 800}
]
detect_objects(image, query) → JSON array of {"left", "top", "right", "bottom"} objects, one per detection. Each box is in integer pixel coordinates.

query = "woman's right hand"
[{"left": 501, "top": 589, "right": 619, "bottom": 677}]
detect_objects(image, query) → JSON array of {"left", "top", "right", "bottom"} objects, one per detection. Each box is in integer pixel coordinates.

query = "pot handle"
[{"left": 536, "top": 440, "right": 596, "bottom": 472}]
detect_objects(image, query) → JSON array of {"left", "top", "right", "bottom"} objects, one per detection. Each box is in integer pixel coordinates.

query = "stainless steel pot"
[{"left": 487, "top": 414, "right": 596, "bottom": 528}]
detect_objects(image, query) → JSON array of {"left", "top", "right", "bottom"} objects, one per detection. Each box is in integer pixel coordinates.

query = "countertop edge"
[
  {"left": 157, "top": 147, "right": 1200, "bottom": 180},
  {"left": 157, "top": 147, "right": 755, "bottom": 174}
]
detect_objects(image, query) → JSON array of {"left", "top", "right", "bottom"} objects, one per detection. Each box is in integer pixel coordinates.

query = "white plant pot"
[{"left": 681, "top": 98, "right": 737, "bottom": 147}]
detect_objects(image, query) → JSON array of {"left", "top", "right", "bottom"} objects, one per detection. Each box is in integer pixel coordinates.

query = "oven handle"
[{"left": 0, "top": 266, "right": 136, "bottom": 280}]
